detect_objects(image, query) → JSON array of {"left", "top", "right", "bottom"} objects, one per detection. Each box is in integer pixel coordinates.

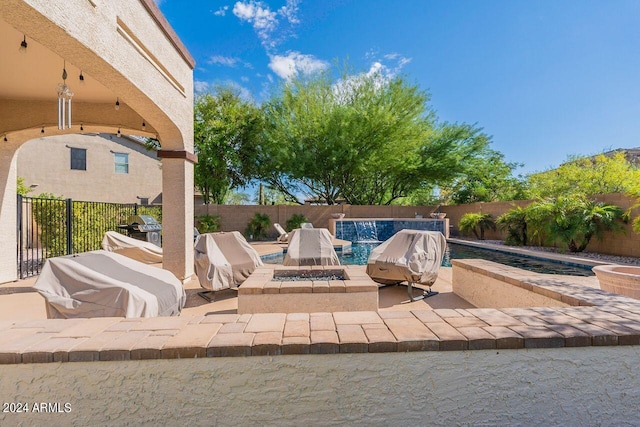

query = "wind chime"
[{"left": 57, "top": 61, "right": 73, "bottom": 130}]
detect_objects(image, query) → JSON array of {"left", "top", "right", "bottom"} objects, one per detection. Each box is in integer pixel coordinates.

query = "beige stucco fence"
[{"left": 195, "top": 192, "right": 640, "bottom": 258}]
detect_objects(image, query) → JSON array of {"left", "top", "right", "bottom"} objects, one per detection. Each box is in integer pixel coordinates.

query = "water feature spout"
[{"left": 354, "top": 220, "right": 379, "bottom": 242}]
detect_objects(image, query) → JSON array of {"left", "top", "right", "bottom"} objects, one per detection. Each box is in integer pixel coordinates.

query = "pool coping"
[
  {"left": 2, "top": 259, "right": 640, "bottom": 364},
  {"left": 447, "top": 238, "right": 616, "bottom": 269}
]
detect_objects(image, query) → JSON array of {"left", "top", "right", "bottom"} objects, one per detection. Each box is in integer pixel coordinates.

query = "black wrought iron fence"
[{"left": 17, "top": 195, "right": 161, "bottom": 279}]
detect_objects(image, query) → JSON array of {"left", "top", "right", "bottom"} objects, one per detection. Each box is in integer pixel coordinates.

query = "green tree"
[
  {"left": 17, "top": 177, "right": 30, "bottom": 196},
  {"left": 252, "top": 184, "right": 296, "bottom": 205},
  {"left": 458, "top": 212, "right": 496, "bottom": 240},
  {"left": 439, "top": 148, "right": 527, "bottom": 204},
  {"left": 256, "top": 67, "right": 497, "bottom": 205},
  {"left": 194, "top": 86, "right": 261, "bottom": 204},
  {"left": 526, "top": 196, "right": 624, "bottom": 252},
  {"left": 223, "top": 190, "right": 251, "bottom": 205},
  {"left": 527, "top": 152, "right": 640, "bottom": 199}
]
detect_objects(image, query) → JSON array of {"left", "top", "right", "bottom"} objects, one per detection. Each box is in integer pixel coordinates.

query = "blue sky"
[{"left": 156, "top": 0, "right": 640, "bottom": 175}]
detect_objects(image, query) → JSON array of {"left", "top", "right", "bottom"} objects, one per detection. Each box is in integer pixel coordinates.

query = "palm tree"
[
  {"left": 459, "top": 212, "right": 496, "bottom": 240},
  {"left": 526, "top": 196, "right": 624, "bottom": 252},
  {"left": 496, "top": 205, "right": 529, "bottom": 246}
]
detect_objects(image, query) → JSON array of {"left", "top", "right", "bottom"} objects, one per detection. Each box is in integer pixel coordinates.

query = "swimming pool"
[{"left": 263, "top": 242, "right": 595, "bottom": 276}]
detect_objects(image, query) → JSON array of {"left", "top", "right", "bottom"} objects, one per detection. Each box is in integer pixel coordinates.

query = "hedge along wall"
[{"left": 194, "top": 193, "right": 640, "bottom": 258}]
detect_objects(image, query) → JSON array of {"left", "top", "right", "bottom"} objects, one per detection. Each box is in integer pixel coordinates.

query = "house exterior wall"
[{"left": 17, "top": 134, "right": 162, "bottom": 204}]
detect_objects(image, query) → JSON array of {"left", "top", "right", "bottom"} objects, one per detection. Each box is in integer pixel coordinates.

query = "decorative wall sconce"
[
  {"left": 79, "top": 71, "right": 85, "bottom": 82},
  {"left": 41, "top": 127, "right": 45, "bottom": 134},
  {"left": 57, "top": 61, "right": 73, "bottom": 130},
  {"left": 117, "top": 128, "right": 121, "bottom": 137},
  {"left": 19, "top": 36, "right": 27, "bottom": 53},
  {"left": 142, "top": 122, "right": 146, "bottom": 131},
  {"left": 80, "top": 123, "right": 84, "bottom": 131},
  {"left": 115, "top": 98, "right": 120, "bottom": 111},
  {"left": 3, "top": 135, "right": 7, "bottom": 142}
]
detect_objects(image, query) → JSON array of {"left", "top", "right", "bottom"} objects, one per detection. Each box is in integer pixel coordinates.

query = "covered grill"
[{"left": 119, "top": 214, "right": 162, "bottom": 247}]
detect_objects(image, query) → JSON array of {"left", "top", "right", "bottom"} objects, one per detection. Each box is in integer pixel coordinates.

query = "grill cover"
[
  {"left": 283, "top": 228, "right": 340, "bottom": 266},
  {"left": 194, "top": 231, "right": 263, "bottom": 291},
  {"left": 366, "top": 229, "right": 446, "bottom": 285},
  {"left": 101, "top": 231, "right": 163, "bottom": 264},
  {"left": 34, "top": 250, "right": 185, "bottom": 319}
]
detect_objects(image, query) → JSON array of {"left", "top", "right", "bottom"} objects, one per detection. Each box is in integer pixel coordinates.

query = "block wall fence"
[{"left": 194, "top": 192, "right": 640, "bottom": 258}]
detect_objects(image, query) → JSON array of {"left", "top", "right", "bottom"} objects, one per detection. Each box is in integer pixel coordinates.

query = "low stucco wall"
[
  {"left": 453, "top": 262, "right": 569, "bottom": 308},
  {"left": 1, "top": 348, "right": 639, "bottom": 426}
]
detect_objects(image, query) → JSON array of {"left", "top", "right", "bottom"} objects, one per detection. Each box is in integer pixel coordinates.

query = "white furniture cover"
[
  {"left": 366, "top": 229, "right": 446, "bottom": 286},
  {"left": 194, "top": 231, "right": 263, "bottom": 291},
  {"left": 274, "top": 223, "right": 288, "bottom": 242},
  {"left": 34, "top": 250, "right": 186, "bottom": 319},
  {"left": 101, "top": 231, "right": 163, "bottom": 264},
  {"left": 283, "top": 228, "right": 340, "bottom": 266}
]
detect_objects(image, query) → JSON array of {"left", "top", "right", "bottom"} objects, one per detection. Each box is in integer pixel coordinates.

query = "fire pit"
[
  {"left": 238, "top": 266, "right": 378, "bottom": 313},
  {"left": 273, "top": 269, "right": 346, "bottom": 281}
]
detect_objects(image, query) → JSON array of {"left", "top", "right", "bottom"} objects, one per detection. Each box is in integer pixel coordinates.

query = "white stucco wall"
[{"left": 1, "top": 347, "right": 639, "bottom": 426}]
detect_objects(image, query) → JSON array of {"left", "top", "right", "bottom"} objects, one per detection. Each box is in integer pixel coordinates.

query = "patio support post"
[
  {"left": 0, "top": 146, "right": 19, "bottom": 283},
  {"left": 159, "top": 154, "right": 195, "bottom": 281}
]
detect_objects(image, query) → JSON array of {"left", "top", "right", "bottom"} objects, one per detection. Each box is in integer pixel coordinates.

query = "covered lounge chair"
[
  {"left": 34, "top": 250, "right": 186, "bottom": 319},
  {"left": 101, "top": 230, "right": 163, "bottom": 264},
  {"left": 366, "top": 229, "right": 446, "bottom": 301},
  {"left": 274, "top": 223, "right": 289, "bottom": 242},
  {"left": 194, "top": 231, "right": 263, "bottom": 301},
  {"left": 283, "top": 228, "right": 340, "bottom": 266}
]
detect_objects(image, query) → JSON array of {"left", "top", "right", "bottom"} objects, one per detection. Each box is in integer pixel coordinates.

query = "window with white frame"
[{"left": 114, "top": 152, "right": 129, "bottom": 174}]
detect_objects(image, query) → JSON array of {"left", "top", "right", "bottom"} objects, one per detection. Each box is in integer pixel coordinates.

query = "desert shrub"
[
  {"left": 285, "top": 213, "right": 308, "bottom": 231},
  {"left": 496, "top": 206, "right": 529, "bottom": 246},
  {"left": 195, "top": 214, "right": 222, "bottom": 233},
  {"left": 458, "top": 212, "right": 496, "bottom": 240},
  {"left": 246, "top": 212, "right": 271, "bottom": 240}
]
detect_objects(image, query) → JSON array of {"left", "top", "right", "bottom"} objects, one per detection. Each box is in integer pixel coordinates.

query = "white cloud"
[
  {"left": 366, "top": 52, "right": 413, "bottom": 79},
  {"left": 228, "top": 81, "right": 253, "bottom": 102},
  {"left": 278, "top": 0, "right": 300, "bottom": 24},
  {"left": 333, "top": 57, "right": 412, "bottom": 103},
  {"left": 233, "top": 0, "right": 301, "bottom": 49},
  {"left": 206, "top": 55, "right": 254, "bottom": 69},
  {"left": 233, "top": 1, "right": 278, "bottom": 46},
  {"left": 194, "top": 80, "right": 210, "bottom": 93},
  {"left": 268, "top": 51, "right": 329, "bottom": 80},
  {"left": 214, "top": 5, "right": 229, "bottom": 16},
  {"left": 207, "top": 55, "right": 240, "bottom": 67},
  {"left": 366, "top": 61, "right": 384, "bottom": 77},
  {"left": 241, "top": 76, "right": 250, "bottom": 82},
  {"left": 194, "top": 79, "right": 253, "bottom": 102}
]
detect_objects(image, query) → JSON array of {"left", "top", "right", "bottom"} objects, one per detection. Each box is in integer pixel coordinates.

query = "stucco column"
[
  {"left": 160, "top": 154, "right": 195, "bottom": 281},
  {"left": 0, "top": 146, "right": 18, "bottom": 283}
]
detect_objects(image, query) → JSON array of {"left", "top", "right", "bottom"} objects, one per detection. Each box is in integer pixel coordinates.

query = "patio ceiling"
[{"left": 0, "top": 18, "right": 117, "bottom": 104}]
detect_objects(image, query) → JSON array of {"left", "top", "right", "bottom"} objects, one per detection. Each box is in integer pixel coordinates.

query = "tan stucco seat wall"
[{"left": 0, "top": 0, "right": 195, "bottom": 282}]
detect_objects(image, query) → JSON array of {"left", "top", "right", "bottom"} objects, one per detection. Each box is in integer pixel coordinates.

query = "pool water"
[{"left": 263, "top": 242, "right": 594, "bottom": 276}]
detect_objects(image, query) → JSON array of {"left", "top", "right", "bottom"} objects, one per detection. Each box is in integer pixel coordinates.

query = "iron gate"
[{"left": 16, "top": 195, "right": 161, "bottom": 279}]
